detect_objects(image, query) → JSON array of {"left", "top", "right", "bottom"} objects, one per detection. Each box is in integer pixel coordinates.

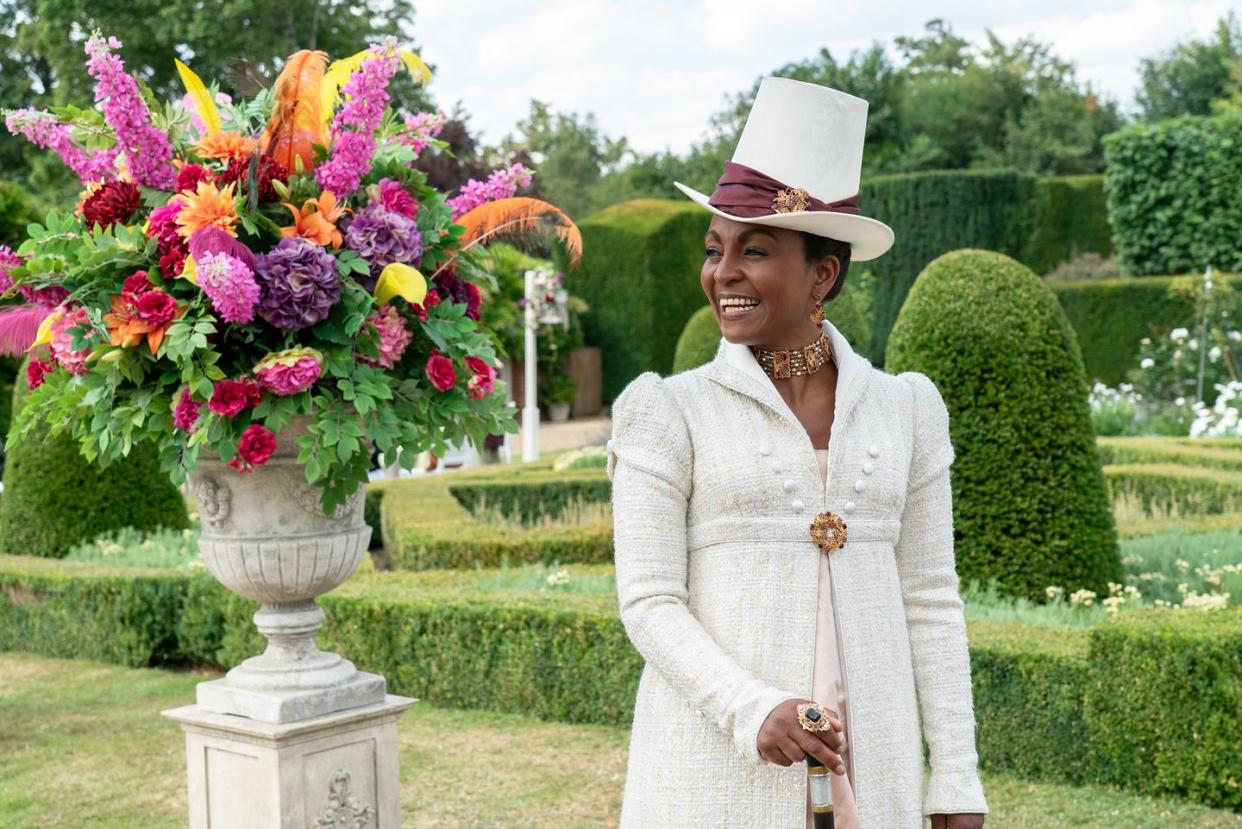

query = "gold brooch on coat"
[
  {"left": 809, "top": 511, "right": 848, "bottom": 555},
  {"left": 772, "top": 186, "right": 812, "bottom": 214}
]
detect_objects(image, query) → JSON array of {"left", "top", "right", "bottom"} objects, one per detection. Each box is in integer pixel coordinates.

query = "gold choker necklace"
[{"left": 752, "top": 333, "right": 834, "bottom": 379}]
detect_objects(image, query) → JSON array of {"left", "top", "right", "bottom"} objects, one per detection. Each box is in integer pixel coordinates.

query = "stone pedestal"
[{"left": 163, "top": 695, "right": 417, "bottom": 829}]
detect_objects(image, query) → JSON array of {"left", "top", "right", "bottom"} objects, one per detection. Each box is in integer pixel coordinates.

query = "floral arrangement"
[{"left": 1, "top": 34, "right": 581, "bottom": 511}]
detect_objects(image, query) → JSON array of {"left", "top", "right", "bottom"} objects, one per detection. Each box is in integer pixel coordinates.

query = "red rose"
[
  {"left": 159, "top": 247, "right": 186, "bottom": 278},
  {"left": 136, "top": 290, "right": 178, "bottom": 327},
  {"left": 229, "top": 423, "right": 278, "bottom": 473},
  {"left": 464, "top": 355, "right": 496, "bottom": 400},
  {"left": 463, "top": 280, "right": 481, "bottom": 321},
  {"left": 209, "top": 379, "right": 251, "bottom": 417},
  {"left": 425, "top": 351, "right": 456, "bottom": 392},
  {"left": 412, "top": 288, "right": 440, "bottom": 321},
  {"left": 26, "top": 356, "right": 52, "bottom": 390},
  {"left": 240, "top": 376, "right": 265, "bottom": 408},
  {"left": 122, "top": 270, "right": 152, "bottom": 299}
]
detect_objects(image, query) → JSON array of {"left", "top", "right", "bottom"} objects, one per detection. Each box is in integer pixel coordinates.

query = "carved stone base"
[{"left": 163, "top": 695, "right": 417, "bottom": 829}]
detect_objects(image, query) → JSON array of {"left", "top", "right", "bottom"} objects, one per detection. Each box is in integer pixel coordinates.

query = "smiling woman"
[{"left": 607, "top": 77, "right": 989, "bottom": 829}]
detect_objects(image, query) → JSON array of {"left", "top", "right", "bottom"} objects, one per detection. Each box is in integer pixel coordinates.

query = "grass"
[{"left": 3, "top": 652, "right": 1242, "bottom": 828}]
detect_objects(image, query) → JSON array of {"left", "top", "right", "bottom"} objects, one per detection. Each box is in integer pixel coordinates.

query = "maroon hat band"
[{"left": 707, "top": 160, "right": 860, "bottom": 218}]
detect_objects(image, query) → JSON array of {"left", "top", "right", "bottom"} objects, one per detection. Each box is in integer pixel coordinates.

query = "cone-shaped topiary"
[
  {"left": 886, "top": 249, "right": 1122, "bottom": 602},
  {"left": 0, "top": 357, "right": 189, "bottom": 558}
]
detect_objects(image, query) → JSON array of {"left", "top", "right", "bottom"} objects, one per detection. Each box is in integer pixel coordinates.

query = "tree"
[{"left": 1136, "top": 12, "right": 1242, "bottom": 120}]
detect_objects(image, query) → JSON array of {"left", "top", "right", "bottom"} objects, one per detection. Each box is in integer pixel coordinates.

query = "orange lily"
[
  {"left": 281, "top": 190, "right": 348, "bottom": 249},
  {"left": 102, "top": 295, "right": 186, "bottom": 356}
]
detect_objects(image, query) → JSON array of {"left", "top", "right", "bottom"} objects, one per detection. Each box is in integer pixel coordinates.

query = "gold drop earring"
[{"left": 808, "top": 293, "right": 825, "bottom": 325}]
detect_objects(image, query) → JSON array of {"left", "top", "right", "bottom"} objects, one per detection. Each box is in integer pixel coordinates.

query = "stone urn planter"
[
  {"left": 547, "top": 401, "right": 571, "bottom": 422},
  {"left": 187, "top": 414, "right": 386, "bottom": 723}
]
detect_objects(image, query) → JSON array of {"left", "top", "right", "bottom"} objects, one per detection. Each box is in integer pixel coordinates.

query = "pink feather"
[{"left": 0, "top": 305, "right": 53, "bottom": 357}]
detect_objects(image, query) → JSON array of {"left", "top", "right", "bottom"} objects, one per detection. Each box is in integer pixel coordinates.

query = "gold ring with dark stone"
[
  {"left": 797, "top": 702, "right": 833, "bottom": 732},
  {"left": 809, "top": 511, "right": 848, "bottom": 554}
]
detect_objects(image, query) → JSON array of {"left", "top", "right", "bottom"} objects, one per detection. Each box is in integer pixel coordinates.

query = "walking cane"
[{"left": 803, "top": 707, "right": 835, "bottom": 829}]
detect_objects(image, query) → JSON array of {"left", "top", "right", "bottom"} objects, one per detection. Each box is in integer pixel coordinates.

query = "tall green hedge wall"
[
  {"left": 0, "top": 359, "right": 189, "bottom": 558},
  {"left": 1051, "top": 273, "right": 1242, "bottom": 385},
  {"left": 569, "top": 200, "right": 711, "bottom": 402},
  {"left": 579, "top": 172, "right": 1111, "bottom": 396},
  {"left": 1103, "top": 114, "right": 1242, "bottom": 277},
  {"left": 886, "top": 249, "right": 1123, "bottom": 602}
]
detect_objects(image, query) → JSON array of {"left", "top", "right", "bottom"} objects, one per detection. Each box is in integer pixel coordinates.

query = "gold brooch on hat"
[{"left": 772, "top": 186, "right": 811, "bottom": 214}]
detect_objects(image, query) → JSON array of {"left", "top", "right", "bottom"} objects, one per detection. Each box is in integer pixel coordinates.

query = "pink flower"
[
  {"left": 464, "top": 355, "right": 496, "bottom": 400},
  {"left": 361, "top": 306, "right": 411, "bottom": 368},
  {"left": 209, "top": 378, "right": 251, "bottom": 417},
  {"left": 425, "top": 350, "right": 456, "bottom": 391},
  {"left": 396, "top": 109, "right": 447, "bottom": 156},
  {"left": 190, "top": 228, "right": 260, "bottom": 323},
  {"left": 49, "top": 307, "right": 93, "bottom": 375},
  {"left": 122, "top": 270, "right": 152, "bottom": 299},
  {"left": 84, "top": 35, "right": 175, "bottom": 189},
  {"left": 229, "top": 423, "right": 277, "bottom": 473},
  {"left": 172, "top": 388, "right": 202, "bottom": 432},
  {"left": 315, "top": 39, "right": 401, "bottom": 196},
  {"left": 377, "top": 178, "right": 417, "bottom": 218},
  {"left": 446, "top": 163, "right": 534, "bottom": 220},
  {"left": 254, "top": 347, "right": 324, "bottom": 395},
  {"left": 136, "top": 290, "right": 178, "bottom": 327},
  {"left": 0, "top": 245, "right": 24, "bottom": 293},
  {"left": 26, "top": 356, "right": 52, "bottom": 390},
  {"left": 4, "top": 108, "right": 118, "bottom": 184}
]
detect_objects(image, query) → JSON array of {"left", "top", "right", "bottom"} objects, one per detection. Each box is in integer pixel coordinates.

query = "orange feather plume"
[
  {"left": 454, "top": 197, "right": 582, "bottom": 267},
  {"left": 261, "top": 50, "right": 330, "bottom": 174}
]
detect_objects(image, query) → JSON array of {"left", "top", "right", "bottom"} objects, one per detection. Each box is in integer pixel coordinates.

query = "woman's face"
[{"left": 700, "top": 215, "right": 838, "bottom": 349}]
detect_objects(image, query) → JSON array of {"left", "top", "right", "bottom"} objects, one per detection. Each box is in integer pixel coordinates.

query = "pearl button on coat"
[{"left": 606, "top": 319, "right": 988, "bottom": 828}]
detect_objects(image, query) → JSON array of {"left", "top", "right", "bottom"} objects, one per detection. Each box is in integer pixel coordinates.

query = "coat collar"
[{"left": 705, "top": 318, "right": 873, "bottom": 435}]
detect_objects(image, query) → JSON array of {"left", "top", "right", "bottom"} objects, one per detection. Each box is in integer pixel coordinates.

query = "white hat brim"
[{"left": 673, "top": 181, "right": 894, "bottom": 262}]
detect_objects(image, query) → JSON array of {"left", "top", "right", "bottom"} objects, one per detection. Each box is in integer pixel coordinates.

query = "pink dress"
[{"left": 806, "top": 448, "right": 860, "bottom": 828}]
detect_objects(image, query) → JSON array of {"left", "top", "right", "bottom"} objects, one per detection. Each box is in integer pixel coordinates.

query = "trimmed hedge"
[
  {"left": 570, "top": 200, "right": 711, "bottom": 402},
  {"left": 886, "top": 249, "right": 1123, "bottom": 602},
  {"left": 0, "top": 359, "right": 189, "bottom": 558},
  {"left": 1104, "top": 114, "right": 1242, "bottom": 277},
  {"left": 1026, "top": 175, "right": 1112, "bottom": 275},
  {"left": 1105, "top": 463, "right": 1242, "bottom": 519},
  {"left": 1085, "top": 608, "right": 1242, "bottom": 808},
  {"left": 3, "top": 555, "right": 1240, "bottom": 808},
  {"left": 671, "top": 305, "right": 720, "bottom": 374},
  {"left": 1098, "top": 436, "right": 1242, "bottom": 472},
  {"left": 380, "top": 464, "right": 613, "bottom": 570},
  {"left": 1051, "top": 273, "right": 1242, "bottom": 384}
]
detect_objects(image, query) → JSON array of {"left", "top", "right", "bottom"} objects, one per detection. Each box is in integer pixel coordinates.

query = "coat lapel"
[{"left": 704, "top": 318, "right": 873, "bottom": 437}]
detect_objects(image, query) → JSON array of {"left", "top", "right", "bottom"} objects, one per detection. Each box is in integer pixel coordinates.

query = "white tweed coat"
[{"left": 606, "top": 318, "right": 989, "bottom": 828}]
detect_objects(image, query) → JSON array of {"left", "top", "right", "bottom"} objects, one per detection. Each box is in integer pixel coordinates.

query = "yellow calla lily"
[
  {"left": 29, "top": 310, "right": 62, "bottom": 351},
  {"left": 179, "top": 254, "right": 200, "bottom": 287},
  {"left": 374, "top": 263, "right": 427, "bottom": 307}
]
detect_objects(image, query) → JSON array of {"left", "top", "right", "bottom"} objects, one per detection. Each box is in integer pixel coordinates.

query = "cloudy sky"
[{"left": 407, "top": 0, "right": 1238, "bottom": 155}]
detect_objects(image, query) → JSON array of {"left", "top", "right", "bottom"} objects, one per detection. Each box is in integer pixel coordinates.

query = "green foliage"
[
  {"left": 1105, "top": 464, "right": 1242, "bottom": 521},
  {"left": 380, "top": 463, "right": 614, "bottom": 570},
  {"left": 570, "top": 200, "right": 710, "bottom": 401},
  {"left": 1084, "top": 609, "right": 1242, "bottom": 809},
  {"left": 1026, "top": 176, "right": 1113, "bottom": 275},
  {"left": 886, "top": 249, "right": 1122, "bottom": 601},
  {"left": 0, "top": 180, "right": 39, "bottom": 245},
  {"left": 1103, "top": 114, "right": 1242, "bottom": 276},
  {"left": 1098, "top": 436, "right": 1242, "bottom": 473},
  {"left": 1051, "top": 274, "right": 1242, "bottom": 385},
  {"left": 671, "top": 305, "right": 720, "bottom": 374},
  {"left": 1136, "top": 13, "right": 1242, "bottom": 120},
  {"left": 0, "top": 358, "right": 188, "bottom": 558},
  {"left": 64, "top": 525, "right": 199, "bottom": 570}
]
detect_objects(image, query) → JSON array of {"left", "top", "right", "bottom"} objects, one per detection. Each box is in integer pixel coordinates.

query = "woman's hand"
[
  {"left": 930, "top": 814, "right": 985, "bottom": 828},
  {"left": 756, "top": 698, "right": 848, "bottom": 772}
]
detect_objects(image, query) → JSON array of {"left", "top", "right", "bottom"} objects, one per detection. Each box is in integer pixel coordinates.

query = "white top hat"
[{"left": 674, "top": 77, "right": 895, "bottom": 262}]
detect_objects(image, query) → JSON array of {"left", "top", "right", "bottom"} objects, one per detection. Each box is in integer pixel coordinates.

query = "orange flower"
[
  {"left": 102, "top": 293, "right": 185, "bottom": 355},
  {"left": 174, "top": 180, "right": 238, "bottom": 238},
  {"left": 281, "top": 190, "right": 348, "bottom": 249},
  {"left": 74, "top": 181, "right": 104, "bottom": 217},
  {"left": 196, "top": 130, "right": 258, "bottom": 162}
]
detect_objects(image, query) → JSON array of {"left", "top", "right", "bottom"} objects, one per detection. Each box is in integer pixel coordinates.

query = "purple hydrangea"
[
  {"left": 343, "top": 202, "right": 423, "bottom": 290},
  {"left": 255, "top": 237, "right": 341, "bottom": 331}
]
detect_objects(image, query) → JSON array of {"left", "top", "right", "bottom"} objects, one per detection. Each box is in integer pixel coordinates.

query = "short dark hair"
[{"left": 802, "top": 232, "right": 852, "bottom": 302}]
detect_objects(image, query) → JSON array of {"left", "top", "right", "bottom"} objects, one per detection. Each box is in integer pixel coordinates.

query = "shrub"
[
  {"left": 1085, "top": 608, "right": 1242, "bottom": 809},
  {"left": 1105, "top": 463, "right": 1242, "bottom": 520},
  {"left": 886, "top": 249, "right": 1123, "bottom": 601},
  {"left": 1097, "top": 436, "right": 1242, "bottom": 473},
  {"left": 0, "top": 180, "right": 40, "bottom": 247},
  {"left": 1104, "top": 114, "right": 1242, "bottom": 276},
  {"left": 0, "top": 359, "right": 189, "bottom": 558},
  {"left": 1051, "top": 273, "right": 1242, "bottom": 386},
  {"left": 1026, "top": 175, "right": 1113, "bottom": 276},
  {"left": 380, "top": 464, "right": 614, "bottom": 570},
  {"left": 570, "top": 200, "right": 711, "bottom": 402},
  {"left": 1044, "top": 252, "right": 1121, "bottom": 283},
  {"left": 671, "top": 305, "right": 719, "bottom": 374}
]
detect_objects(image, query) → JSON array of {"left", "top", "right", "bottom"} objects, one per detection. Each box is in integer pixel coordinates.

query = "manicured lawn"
[{"left": 3, "top": 653, "right": 1241, "bottom": 827}]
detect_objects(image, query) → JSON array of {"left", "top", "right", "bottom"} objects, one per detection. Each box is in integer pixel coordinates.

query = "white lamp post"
[{"left": 521, "top": 268, "right": 571, "bottom": 462}]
